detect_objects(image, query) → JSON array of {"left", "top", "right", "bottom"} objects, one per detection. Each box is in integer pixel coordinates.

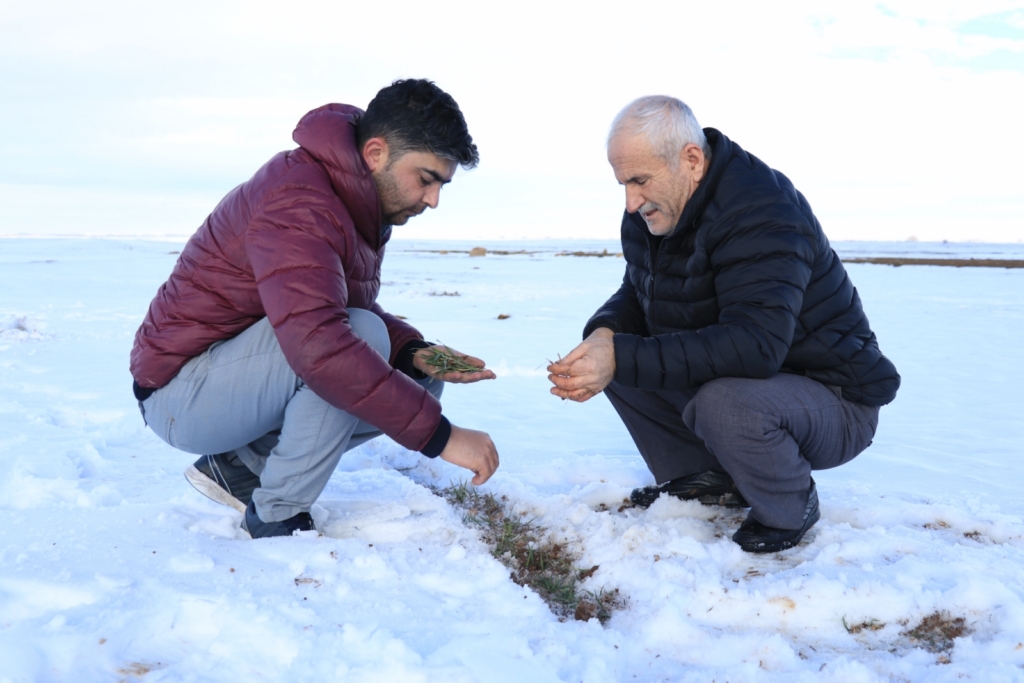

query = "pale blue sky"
[{"left": 1, "top": 1, "right": 1022, "bottom": 242}]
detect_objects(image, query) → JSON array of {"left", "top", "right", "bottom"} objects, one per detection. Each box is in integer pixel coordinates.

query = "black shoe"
[
  {"left": 732, "top": 480, "right": 820, "bottom": 553},
  {"left": 630, "top": 470, "right": 749, "bottom": 508},
  {"left": 184, "top": 453, "right": 260, "bottom": 513},
  {"left": 241, "top": 501, "right": 316, "bottom": 539}
]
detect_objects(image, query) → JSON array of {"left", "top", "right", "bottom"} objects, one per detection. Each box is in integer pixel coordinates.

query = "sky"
[{"left": 1, "top": 0, "right": 1022, "bottom": 242}]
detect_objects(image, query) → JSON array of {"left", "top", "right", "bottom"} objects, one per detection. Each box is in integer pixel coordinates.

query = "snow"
[{"left": 1, "top": 237, "right": 1023, "bottom": 682}]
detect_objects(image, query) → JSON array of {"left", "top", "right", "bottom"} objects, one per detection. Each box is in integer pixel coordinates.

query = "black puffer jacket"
[{"left": 584, "top": 129, "right": 900, "bottom": 407}]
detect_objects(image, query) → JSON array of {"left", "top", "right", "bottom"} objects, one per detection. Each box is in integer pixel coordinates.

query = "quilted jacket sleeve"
[
  {"left": 245, "top": 177, "right": 442, "bottom": 451},
  {"left": 583, "top": 271, "right": 648, "bottom": 339},
  {"left": 614, "top": 219, "right": 815, "bottom": 391}
]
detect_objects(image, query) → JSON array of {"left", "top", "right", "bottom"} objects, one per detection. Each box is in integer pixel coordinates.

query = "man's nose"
[
  {"left": 625, "top": 187, "right": 644, "bottom": 214},
  {"left": 424, "top": 185, "right": 441, "bottom": 209}
]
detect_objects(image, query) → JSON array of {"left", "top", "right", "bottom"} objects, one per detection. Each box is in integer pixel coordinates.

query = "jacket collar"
[{"left": 292, "top": 103, "right": 387, "bottom": 249}]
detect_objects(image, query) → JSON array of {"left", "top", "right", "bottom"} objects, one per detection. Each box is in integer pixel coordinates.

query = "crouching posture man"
[
  {"left": 131, "top": 80, "right": 499, "bottom": 538},
  {"left": 549, "top": 96, "right": 899, "bottom": 553}
]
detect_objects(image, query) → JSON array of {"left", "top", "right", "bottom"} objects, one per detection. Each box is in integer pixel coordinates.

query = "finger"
[
  {"left": 456, "top": 371, "right": 496, "bottom": 382},
  {"left": 461, "top": 369, "right": 496, "bottom": 381},
  {"left": 547, "top": 361, "right": 573, "bottom": 375},
  {"left": 559, "top": 344, "right": 589, "bottom": 365},
  {"left": 550, "top": 385, "right": 596, "bottom": 402},
  {"left": 473, "top": 452, "right": 498, "bottom": 485},
  {"left": 439, "top": 370, "right": 495, "bottom": 383},
  {"left": 547, "top": 352, "right": 586, "bottom": 376},
  {"left": 550, "top": 387, "right": 576, "bottom": 400},
  {"left": 547, "top": 373, "right": 594, "bottom": 391},
  {"left": 458, "top": 353, "right": 487, "bottom": 368},
  {"left": 472, "top": 469, "right": 491, "bottom": 485},
  {"left": 568, "top": 388, "right": 598, "bottom": 402},
  {"left": 550, "top": 352, "right": 596, "bottom": 376},
  {"left": 435, "top": 372, "right": 465, "bottom": 382}
]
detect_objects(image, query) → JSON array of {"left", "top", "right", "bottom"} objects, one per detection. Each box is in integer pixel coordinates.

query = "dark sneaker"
[
  {"left": 630, "top": 470, "right": 749, "bottom": 508},
  {"left": 241, "top": 501, "right": 316, "bottom": 539},
  {"left": 732, "top": 479, "right": 820, "bottom": 553},
  {"left": 184, "top": 453, "right": 260, "bottom": 513}
]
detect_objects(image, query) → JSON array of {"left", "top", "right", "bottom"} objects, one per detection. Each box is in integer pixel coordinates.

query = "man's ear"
[
  {"left": 681, "top": 143, "right": 706, "bottom": 180},
  {"left": 362, "top": 137, "right": 389, "bottom": 172}
]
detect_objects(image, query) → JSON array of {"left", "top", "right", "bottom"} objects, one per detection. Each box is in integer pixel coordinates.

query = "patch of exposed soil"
[{"left": 845, "top": 257, "right": 1024, "bottom": 268}]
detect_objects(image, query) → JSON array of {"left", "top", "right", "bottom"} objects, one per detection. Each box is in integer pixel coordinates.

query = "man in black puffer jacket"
[{"left": 548, "top": 96, "right": 899, "bottom": 553}]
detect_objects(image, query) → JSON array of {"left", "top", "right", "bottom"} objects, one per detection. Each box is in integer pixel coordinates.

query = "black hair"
[{"left": 356, "top": 79, "right": 479, "bottom": 169}]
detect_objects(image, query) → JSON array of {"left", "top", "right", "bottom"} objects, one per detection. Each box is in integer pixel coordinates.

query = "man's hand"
[
  {"left": 413, "top": 345, "right": 497, "bottom": 384},
  {"left": 547, "top": 328, "right": 616, "bottom": 403},
  {"left": 439, "top": 425, "right": 499, "bottom": 485}
]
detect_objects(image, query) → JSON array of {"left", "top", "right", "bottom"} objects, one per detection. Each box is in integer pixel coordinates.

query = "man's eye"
[{"left": 419, "top": 177, "right": 431, "bottom": 187}]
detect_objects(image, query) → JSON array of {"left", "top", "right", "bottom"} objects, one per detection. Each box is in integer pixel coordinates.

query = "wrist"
[
  {"left": 397, "top": 339, "right": 433, "bottom": 379},
  {"left": 420, "top": 415, "right": 451, "bottom": 458}
]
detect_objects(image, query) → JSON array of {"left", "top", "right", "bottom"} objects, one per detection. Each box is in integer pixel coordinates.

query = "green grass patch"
[{"left": 439, "top": 482, "right": 622, "bottom": 623}]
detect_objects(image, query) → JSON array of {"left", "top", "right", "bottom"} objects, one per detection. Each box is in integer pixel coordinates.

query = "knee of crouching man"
[
  {"left": 348, "top": 308, "right": 391, "bottom": 359},
  {"left": 684, "top": 378, "right": 767, "bottom": 440}
]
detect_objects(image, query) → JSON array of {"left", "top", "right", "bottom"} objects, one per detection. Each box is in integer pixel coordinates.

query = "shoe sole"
[
  {"left": 631, "top": 491, "right": 748, "bottom": 509},
  {"left": 697, "top": 492, "right": 749, "bottom": 508},
  {"left": 736, "top": 506, "right": 821, "bottom": 553},
  {"left": 184, "top": 465, "right": 247, "bottom": 513}
]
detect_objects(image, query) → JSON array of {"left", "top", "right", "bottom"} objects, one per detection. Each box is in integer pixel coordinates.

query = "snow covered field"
[{"left": 1, "top": 237, "right": 1023, "bottom": 683}]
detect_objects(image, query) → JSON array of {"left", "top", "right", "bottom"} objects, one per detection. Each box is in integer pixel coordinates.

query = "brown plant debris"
[
  {"left": 439, "top": 482, "right": 623, "bottom": 623},
  {"left": 421, "top": 347, "right": 485, "bottom": 374},
  {"left": 843, "top": 617, "right": 885, "bottom": 634},
  {"left": 845, "top": 257, "right": 1024, "bottom": 268},
  {"left": 497, "top": 314, "right": 511, "bottom": 320},
  {"left": 903, "top": 612, "right": 969, "bottom": 653},
  {"left": 117, "top": 661, "right": 161, "bottom": 680},
  {"left": 409, "top": 249, "right": 539, "bottom": 256},
  {"left": 406, "top": 248, "right": 631, "bottom": 258},
  {"left": 555, "top": 249, "right": 623, "bottom": 258}
]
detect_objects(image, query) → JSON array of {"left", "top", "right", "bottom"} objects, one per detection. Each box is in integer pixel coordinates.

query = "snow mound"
[{"left": 0, "top": 314, "right": 48, "bottom": 341}]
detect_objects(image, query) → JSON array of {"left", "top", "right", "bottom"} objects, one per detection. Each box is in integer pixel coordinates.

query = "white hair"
[{"left": 608, "top": 96, "right": 711, "bottom": 167}]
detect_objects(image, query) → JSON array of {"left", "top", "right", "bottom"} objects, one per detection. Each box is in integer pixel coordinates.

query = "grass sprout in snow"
[{"left": 439, "top": 482, "right": 622, "bottom": 623}]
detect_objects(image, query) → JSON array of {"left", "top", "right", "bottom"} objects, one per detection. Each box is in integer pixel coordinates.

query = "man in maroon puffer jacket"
[{"left": 130, "top": 80, "right": 499, "bottom": 538}]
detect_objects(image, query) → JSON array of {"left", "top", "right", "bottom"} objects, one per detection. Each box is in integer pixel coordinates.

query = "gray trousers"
[
  {"left": 605, "top": 373, "right": 879, "bottom": 529},
  {"left": 141, "top": 310, "right": 443, "bottom": 522}
]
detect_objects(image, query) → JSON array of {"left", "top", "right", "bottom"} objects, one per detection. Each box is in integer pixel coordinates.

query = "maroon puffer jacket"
[{"left": 130, "top": 103, "right": 441, "bottom": 451}]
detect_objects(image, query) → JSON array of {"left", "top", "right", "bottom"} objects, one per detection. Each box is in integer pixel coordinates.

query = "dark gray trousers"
[{"left": 605, "top": 373, "right": 880, "bottom": 529}]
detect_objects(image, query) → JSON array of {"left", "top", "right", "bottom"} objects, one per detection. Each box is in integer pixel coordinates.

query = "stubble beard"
[
  {"left": 639, "top": 201, "right": 670, "bottom": 236},
  {"left": 373, "top": 167, "right": 422, "bottom": 226}
]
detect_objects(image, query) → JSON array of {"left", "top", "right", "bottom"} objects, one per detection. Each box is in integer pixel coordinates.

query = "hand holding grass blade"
[{"left": 414, "top": 345, "right": 496, "bottom": 384}]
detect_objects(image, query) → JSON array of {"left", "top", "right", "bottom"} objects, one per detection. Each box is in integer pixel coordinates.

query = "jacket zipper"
[{"left": 648, "top": 235, "right": 662, "bottom": 331}]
